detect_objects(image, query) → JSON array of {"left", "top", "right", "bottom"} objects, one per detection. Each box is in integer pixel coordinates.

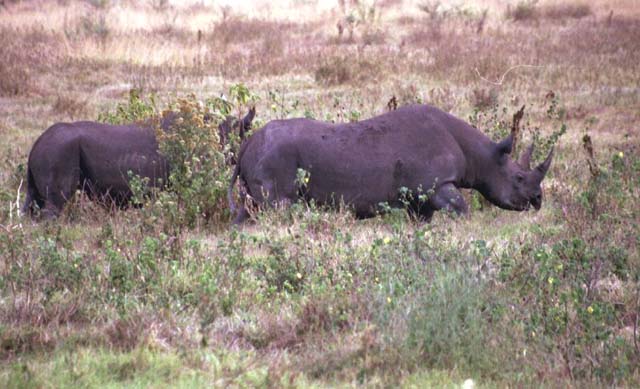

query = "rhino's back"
[
  {"left": 73, "top": 122, "right": 166, "bottom": 190},
  {"left": 242, "top": 105, "right": 469, "bottom": 208},
  {"left": 29, "top": 121, "right": 166, "bottom": 195}
]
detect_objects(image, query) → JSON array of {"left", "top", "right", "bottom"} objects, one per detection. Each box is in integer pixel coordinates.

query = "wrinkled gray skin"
[
  {"left": 229, "top": 104, "right": 553, "bottom": 224},
  {"left": 23, "top": 109, "right": 255, "bottom": 219}
]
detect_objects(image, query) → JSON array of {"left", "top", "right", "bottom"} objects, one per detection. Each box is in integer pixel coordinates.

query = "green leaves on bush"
[
  {"left": 99, "top": 87, "right": 256, "bottom": 229},
  {"left": 154, "top": 96, "right": 228, "bottom": 229}
]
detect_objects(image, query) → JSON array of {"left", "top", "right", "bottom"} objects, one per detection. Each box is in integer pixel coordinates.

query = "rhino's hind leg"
[
  {"left": 39, "top": 167, "right": 81, "bottom": 219},
  {"left": 429, "top": 183, "right": 468, "bottom": 217},
  {"left": 232, "top": 206, "right": 251, "bottom": 224},
  {"left": 244, "top": 168, "right": 298, "bottom": 221}
]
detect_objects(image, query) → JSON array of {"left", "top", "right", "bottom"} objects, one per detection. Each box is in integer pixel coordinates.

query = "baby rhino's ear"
[{"left": 240, "top": 107, "right": 256, "bottom": 140}]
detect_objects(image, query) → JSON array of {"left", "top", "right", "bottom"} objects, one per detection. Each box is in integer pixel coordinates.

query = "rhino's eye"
[{"left": 516, "top": 173, "right": 525, "bottom": 183}]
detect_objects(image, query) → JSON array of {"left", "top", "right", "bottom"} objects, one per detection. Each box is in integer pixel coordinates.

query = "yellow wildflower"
[{"left": 587, "top": 306, "right": 594, "bottom": 314}]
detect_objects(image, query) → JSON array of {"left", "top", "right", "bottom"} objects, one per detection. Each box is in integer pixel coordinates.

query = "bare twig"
[
  {"left": 387, "top": 95, "right": 398, "bottom": 111},
  {"left": 634, "top": 283, "right": 639, "bottom": 356},
  {"left": 582, "top": 134, "right": 600, "bottom": 178},
  {"left": 474, "top": 65, "right": 543, "bottom": 85},
  {"left": 16, "top": 178, "right": 22, "bottom": 219}
]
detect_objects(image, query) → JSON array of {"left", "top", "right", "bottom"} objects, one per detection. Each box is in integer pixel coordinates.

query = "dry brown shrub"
[
  {"left": 395, "top": 15, "right": 418, "bottom": 26},
  {"left": 403, "top": 22, "right": 444, "bottom": 43},
  {"left": 378, "top": 0, "right": 403, "bottom": 8},
  {"left": 470, "top": 88, "right": 499, "bottom": 110},
  {"left": 149, "top": 25, "right": 193, "bottom": 43},
  {"left": 314, "top": 55, "right": 382, "bottom": 86},
  {"left": 211, "top": 16, "right": 298, "bottom": 46},
  {"left": 0, "top": 27, "right": 64, "bottom": 96},
  {"left": 0, "top": 29, "right": 33, "bottom": 96},
  {"left": 361, "top": 28, "right": 387, "bottom": 45},
  {"left": 52, "top": 94, "right": 88, "bottom": 119},
  {"left": 505, "top": 1, "right": 539, "bottom": 22},
  {"left": 541, "top": 3, "right": 592, "bottom": 20},
  {"left": 205, "top": 16, "right": 324, "bottom": 78},
  {"left": 0, "top": 61, "right": 30, "bottom": 97},
  {"left": 0, "top": 326, "right": 57, "bottom": 357}
]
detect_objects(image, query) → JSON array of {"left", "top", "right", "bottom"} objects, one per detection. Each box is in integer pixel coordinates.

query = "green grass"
[{"left": 2, "top": 347, "right": 268, "bottom": 388}]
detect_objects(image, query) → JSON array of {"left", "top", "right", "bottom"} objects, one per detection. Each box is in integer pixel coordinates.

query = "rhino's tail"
[
  {"left": 21, "top": 166, "right": 39, "bottom": 216},
  {"left": 227, "top": 161, "right": 241, "bottom": 217}
]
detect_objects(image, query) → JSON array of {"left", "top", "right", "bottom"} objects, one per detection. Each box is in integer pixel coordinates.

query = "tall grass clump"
[
  {"left": 0, "top": 28, "right": 62, "bottom": 96},
  {"left": 405, "top": 260, "right": 505, "bottom": 374}
]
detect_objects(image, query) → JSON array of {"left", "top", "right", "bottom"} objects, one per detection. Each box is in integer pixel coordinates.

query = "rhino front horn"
[{"left": 536, "top": 147, "right": 554, "bottom": 176}]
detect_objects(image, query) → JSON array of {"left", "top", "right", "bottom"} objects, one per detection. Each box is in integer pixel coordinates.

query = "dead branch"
[{"left": 474, "top": 65, "right": 543, "bottom": 86}]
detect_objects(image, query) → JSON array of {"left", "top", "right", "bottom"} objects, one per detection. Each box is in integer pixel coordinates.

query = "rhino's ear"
[
  {"left": 240, "top": 107, "right": 256, "bottom": 140},
  {"left": 496, "top": 133, "right": 514, "bottom": 156},
  {"left": 536, "top": 147, "right": 554, "bottom": 176},
  {"left": 242, "top": 107, "right": 256, "bottom": 130}
]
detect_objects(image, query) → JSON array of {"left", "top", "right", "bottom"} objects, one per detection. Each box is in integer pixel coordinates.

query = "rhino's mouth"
[
  {"left": 515, "top": 198, "right": 540, "bottom": 212},
  {"left": 529, "top": 197, "right": 541, "bottom": 211}
]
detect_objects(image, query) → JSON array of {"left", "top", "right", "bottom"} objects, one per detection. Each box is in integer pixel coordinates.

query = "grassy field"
[{"left": 1, "top": 0, "right": 639, "bottom": 387}]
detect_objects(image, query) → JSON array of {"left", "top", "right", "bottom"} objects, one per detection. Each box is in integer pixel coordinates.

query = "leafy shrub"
[
  {"left": 98, "top": 89, "right": 158, "bottom": 125},
  {"left": 99, "top": 88, "right": 255, "bottom": 229},
  {"left": 154, "top": 96, "right": 228, "bottom": 229}
]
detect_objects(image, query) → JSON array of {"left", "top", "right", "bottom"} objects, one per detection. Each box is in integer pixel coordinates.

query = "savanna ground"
[{"left": 1, "top": 0, "right": 639, "bottom": 387}]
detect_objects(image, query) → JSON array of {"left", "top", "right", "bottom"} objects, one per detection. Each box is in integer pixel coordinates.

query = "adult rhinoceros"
[
  {"left": 228, "top": 104, "right": 553, "bottom": 223},
  {"left": 23, "top": 108, "right": 255, "bottom": 219}
]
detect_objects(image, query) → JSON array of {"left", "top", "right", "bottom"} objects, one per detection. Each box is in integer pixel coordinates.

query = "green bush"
[
  {"left": 99, "top": 89, "right": 253, "bottom": 229},
  {"left": 154, "top": 96, "right": 228, "bottom": 229}
]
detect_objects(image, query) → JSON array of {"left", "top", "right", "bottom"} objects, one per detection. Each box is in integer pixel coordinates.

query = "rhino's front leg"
[{"left": 429, "top": 183, "right": 468, "bottom": 216}]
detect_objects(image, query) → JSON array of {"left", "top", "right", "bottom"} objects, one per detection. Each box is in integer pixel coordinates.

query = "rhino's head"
[
  {"left": 218, "top": 106, "right": 256, "bottom": 145},
  {"left": 480, "top": 133, "right": 553, "bottom": 211}
]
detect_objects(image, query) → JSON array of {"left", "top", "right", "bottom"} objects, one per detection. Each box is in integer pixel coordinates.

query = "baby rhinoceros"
[
  {"left": 229, "top": 104, "right": 553, "bottom": 223},
  {"left": 23, "top": 108, "right": 255, "bottom": 219}
]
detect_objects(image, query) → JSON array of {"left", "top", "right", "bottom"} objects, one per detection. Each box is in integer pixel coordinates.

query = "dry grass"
[{"left": 1, "top": 0, "right": 639, "bottom": 386}]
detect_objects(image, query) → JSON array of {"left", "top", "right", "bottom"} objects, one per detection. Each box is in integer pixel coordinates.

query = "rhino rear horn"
[
  {"left": 536, "top": 147, "right": 554, "bottom": 176},
  {"left": 518, "top": 143, "right": 534, "bottom": 170}
]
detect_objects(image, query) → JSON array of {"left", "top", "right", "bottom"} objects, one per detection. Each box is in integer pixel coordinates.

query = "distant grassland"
[{"left": 0, "top": 0, "right": 639, "bottom": 387}]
